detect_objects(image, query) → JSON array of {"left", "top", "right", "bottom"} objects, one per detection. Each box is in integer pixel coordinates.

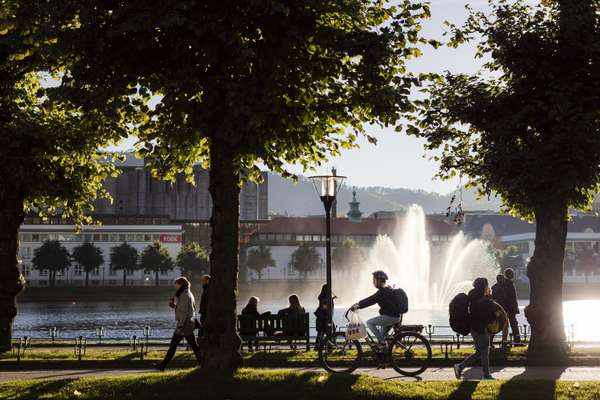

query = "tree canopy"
[
  {"left": 72, "top": 242, "right": 104, "bottom": 287},
  {"left": 410, "top": 0, "right": 599, "bottom": 359},
  {"left": 176, "top": 243, "right": 209, "bottom": 280},
  {"left": 246, "top": 246, "right": 275, "bottom": 280},
  {"left": 31, "top": 240, "right": 70, "bottom": 287},
  {"left": 42, "top": 0, "right": 434, "bottom": 369},
  {"left": 110, "top": 243, "right": 139, "bottom": 287},
  {"left": 289, "top": 244, "right": 322, "bottom": 278},
  {"left": 141, "top": 241, "right": 174, "bottom": 286}
]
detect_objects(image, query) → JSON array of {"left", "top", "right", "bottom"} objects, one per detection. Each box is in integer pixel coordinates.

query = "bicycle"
[{"left": 318, "top": 309, "right": 432, "bottom": 376}]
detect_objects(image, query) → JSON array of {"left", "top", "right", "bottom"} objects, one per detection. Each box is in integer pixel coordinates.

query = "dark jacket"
[
  {"left": 502, "top": 279, "right": 519, "bottom": 315},
  {"left": 491, "top": 282, "right": 507, "bottom": 308},
  {"left": 277, "top": 307, "right": 306, "bottom": 336},
  {"left": 357, "top": 286, "right": 400, "bottom": 318},
  {"left": 314, "top": 307, "right": 328, "bottom": 333},
  {"left": 199, "top": 284, "right": 209, "bottom": 316},
  {"left": 468, "top": 289, "right": 497, "bottom": 334}
]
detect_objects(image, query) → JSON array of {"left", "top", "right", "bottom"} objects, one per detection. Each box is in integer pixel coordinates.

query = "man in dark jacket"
[
  {"left": 502, "top": 268, "right": 521, "bottom": 344},
  {"left": 197, "top": 275, "right": 210, "bottom": 338},
  {"left": 352, "top": 270, "right": 401, "bottom": 343}
]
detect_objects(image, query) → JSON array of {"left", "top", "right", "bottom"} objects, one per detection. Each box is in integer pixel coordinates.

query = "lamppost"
[{"left": 309, "top": 171, "right": 346, "bottom": 336}]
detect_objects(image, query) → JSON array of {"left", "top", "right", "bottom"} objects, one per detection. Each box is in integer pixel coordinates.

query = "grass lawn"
[{"left": 0, "top": 368, "right": 594, "bottom": 400}]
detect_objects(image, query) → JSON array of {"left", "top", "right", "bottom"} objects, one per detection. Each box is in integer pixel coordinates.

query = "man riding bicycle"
[{"left": 351, "top": 270, "right": 401, "bottom": 344}]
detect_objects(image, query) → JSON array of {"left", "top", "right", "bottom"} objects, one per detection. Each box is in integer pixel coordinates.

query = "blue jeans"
[
  {"left": 367, "top": 315, "right": 399, "bottom": 342},
  {"left": 458, "top": 329, "right": 490, "bottom": 377}
]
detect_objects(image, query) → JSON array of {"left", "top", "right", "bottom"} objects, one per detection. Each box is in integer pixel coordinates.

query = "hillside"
[{"left": 268, "top": 173, "right": 502, "bottom": 216}]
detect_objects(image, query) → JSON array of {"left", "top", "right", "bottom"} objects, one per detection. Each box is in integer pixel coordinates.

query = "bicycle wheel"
[
  {"left": 389, "top": 332, "right": 431, "bottom": 376},
  {"left": 318, "top": 332, "right": 362, "bottom": 373}
]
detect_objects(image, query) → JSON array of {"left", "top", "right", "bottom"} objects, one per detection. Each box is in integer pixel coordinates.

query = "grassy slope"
[{"left": 0, "top": 369, "right": 592, "bottom": 400}]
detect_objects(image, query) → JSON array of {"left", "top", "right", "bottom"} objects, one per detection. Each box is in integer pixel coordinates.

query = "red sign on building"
[{"left": 160, "top": 234, "right": 182, "bottom": 243}]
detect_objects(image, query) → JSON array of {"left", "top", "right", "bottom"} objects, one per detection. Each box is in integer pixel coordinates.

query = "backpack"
[
  {"left": 449, "top": 293, "right": 471, "bottom": 336},
  {"left": 393, "top": 288, "right": 409, "bottom": 314}
]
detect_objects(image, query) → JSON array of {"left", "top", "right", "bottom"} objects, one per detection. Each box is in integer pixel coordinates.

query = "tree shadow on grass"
[
  {"left": 497, "top": 365, "right": 566, "bottom": 400},
  {"left": 447, "top": 380, "right": 479, "bottom": 400},
  {"left": 2, "top": 379, "right": 73, "bottom": 400}
]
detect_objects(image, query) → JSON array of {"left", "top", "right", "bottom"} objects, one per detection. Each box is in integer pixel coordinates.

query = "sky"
[{"left": 113, "top": 0, "right": 496, "bottom": 194}]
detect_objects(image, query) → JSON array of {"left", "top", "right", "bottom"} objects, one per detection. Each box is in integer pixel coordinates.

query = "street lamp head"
[{"left": 308, "top": 174, "right": 346, "bottom": 200}]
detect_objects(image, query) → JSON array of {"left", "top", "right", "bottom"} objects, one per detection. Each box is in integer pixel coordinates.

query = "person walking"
[
  {"left": 197, "top": 274, "right": 210, "bottom": 339},
  {"left": 502, "top": 268, "right": 522, "bottom": 344},
  {"left": 453, "top": 277, "right": 500, "bottom": 380},
  {"left": 153, "top": 277, "right": 201, "bottom": 371}
]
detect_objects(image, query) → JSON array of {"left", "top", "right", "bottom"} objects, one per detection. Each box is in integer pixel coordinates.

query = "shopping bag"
[{"left": 346, "top": 311, "right": 368, "bottom": 341}]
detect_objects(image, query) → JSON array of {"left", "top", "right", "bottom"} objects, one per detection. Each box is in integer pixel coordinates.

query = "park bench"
[{"left": 237, "top": 312, "right": 311, "bottom": 352}]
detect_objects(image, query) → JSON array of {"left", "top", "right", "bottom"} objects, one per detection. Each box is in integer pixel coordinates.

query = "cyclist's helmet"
[{"left": 372, "top": 270, "right": 389, "bottom": 281}]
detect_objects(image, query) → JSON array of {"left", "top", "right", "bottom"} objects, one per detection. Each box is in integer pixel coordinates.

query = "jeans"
[
  {"left": 508, "top": 313, "right": 521, "bottom": 342},
  {"left": 161, "top": 332, "right": 200, "bottom": 367},
  {"left": 458, "top": 329, "right": 490, "bottom": 377},
  {"left": 366, "top": 315, "right": 400, "bottom": 342}
]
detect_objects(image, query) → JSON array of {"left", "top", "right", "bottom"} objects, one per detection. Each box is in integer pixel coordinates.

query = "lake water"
[{"left": 13, "top": 299, "right": 600, "bottom": 342}]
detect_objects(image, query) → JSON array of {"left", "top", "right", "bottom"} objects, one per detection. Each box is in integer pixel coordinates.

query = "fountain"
[{"left": 349, "top": 205, "right": 498, "bottom": 309}]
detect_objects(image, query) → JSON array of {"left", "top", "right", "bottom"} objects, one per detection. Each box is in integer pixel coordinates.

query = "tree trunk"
[
  {"left": 85, "top": 271, "right": 89, "bottom": 288},
  {"left": 202, "top": 139, "right": 243, "bottom": 370},
  {"left": 155, "top": 270, "right": 159, "bottom": 286},
  {"left": 525, "top": 205, "right": 569, "bottom": 361},
  {"left": 0, "top": 189, "right": 25, "bottom": 352},
  {"left": 123, "top": 270, "right": 126, "bottom": 287}
]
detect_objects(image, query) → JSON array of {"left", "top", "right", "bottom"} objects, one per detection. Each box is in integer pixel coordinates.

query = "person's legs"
[
  {"left": 366, "top": 315, "right": 398, "bottom": 343},
  {"left": 457, "top": 330, "right": 491, "bottom": 378},
  {"left": 160, "top": 332, "right": 184, "bottom": 368},
  {"left": 184, "top": 334, "right": 201, "bottom": 363},
  {"left": 508, "top": 314, "right": 521, "bottom": 343},
  {"left": 479, "top": 331, "right": 491, "bottom": 377}
]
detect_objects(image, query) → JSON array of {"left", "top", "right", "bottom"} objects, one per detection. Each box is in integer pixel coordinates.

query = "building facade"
[
  {"left": 242, "top": 215, "right": 458, "bottom": 282},
  {"left": 19, "top": 224, "right": 183, "bottom": 287},
  {"left": 93, "top": 154, "right": 268, "bottom": 221}
]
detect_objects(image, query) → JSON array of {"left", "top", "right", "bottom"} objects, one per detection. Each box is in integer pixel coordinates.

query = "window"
[
  {"left": 127, "top": 234, "right": 135, "bottom": 242},
  {"left": 259, "top": 234, "right": 268, "bottom": 241},
  {"left": 21, "top": 234, "right": 32, "bottom": 242},
  {"left": 40, "top": 269, "right": 48, "bottom": 276},
  {"left": 160, "top": 270, "right": 169, "bottom": 276},
  {"left": 32, "top": 234, "right": 40, "bottom": 242},
  {"left": 152, "top": 234, "right": 161, "bottom": 241},
  {"left": 296, "top": 235, "right": 304, "bottom": 242},
  {"left": 20, "top": 247, "right": 31, "bottom": 259},
  {"left": 135, "top": 234, "right": 144, "bottom": 242},
  {"left": 304, "top": 235, "right": 312, "bottom": 241},
  {"left": 119, "top": 234, "right": 126, "bottom": 242},
  {"left": 74, "top": 265, "right": 82, "bottom": 276},
  {"left": 101, "top": 234, "right": 109, "bottom": 242},
  {"left": 39, "top": 234, "right": 48, "bottom": 241},
  {"left": 110, "top": 234, "right": 119, "bottom": 242},
  {"left": 267, "top": 234, "right": 276, "bottom": 240},
  {"left": 21, "top": 264, "right": 30, "bottom": 277},
  {"left": 144, "top": 234, "right": 152, "bottom": 242},
  {"left": 93, "top": 234, "right": 101, "bottom": 242},
  {"left": 313, "top": 235, "right": 321, "bottom": 242}
]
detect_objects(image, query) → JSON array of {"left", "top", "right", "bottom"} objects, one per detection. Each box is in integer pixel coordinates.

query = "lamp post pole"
[{"left": 322, "top": 195, "right": 334, "bottom": 336}]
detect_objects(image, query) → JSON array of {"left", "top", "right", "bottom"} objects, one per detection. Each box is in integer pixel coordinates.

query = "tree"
[
  {"left": 289, "top": 244, "right": 322, "bottom": 278},
  {"left": 141, "top": 241, "right": 174, "bottom": 286},
  {"left": 410, "top": 0, "right": 600, "bottom": 359},
  {"left": 332, "top": 239, "right": 364, "bottom": 275},
  {"left": 246, "top": 246, "right": 275, "bottom": 281},
  {"left": 72, "top": 242, "right": 104, "bottom": 287},
  {"left": 176, "top": 243, "right": 210, "bottom": 282},
  {"left": 0, "top": 1, "right": 123, "bottom": 351},
  {"left": 52, "top": 0, "right": 434, "bottom": 368},
  {"left": 31, "top": 240, "right": 70, "bottom": 287},
  {"left": 110, "top": 243, "right": 139, "bottom": 287}
]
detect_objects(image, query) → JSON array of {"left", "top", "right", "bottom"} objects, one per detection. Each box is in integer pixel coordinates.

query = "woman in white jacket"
[{"left": 153, "top": 277, "right": 201, "bottom": 371}]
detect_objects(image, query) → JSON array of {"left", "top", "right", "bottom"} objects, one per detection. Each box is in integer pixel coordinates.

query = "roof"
[
  {"left": 255, "top": 216, "right": 458, "bottom": 236},
  {"left": 464, "top": 213, "right": 600, "bottom": 238}
]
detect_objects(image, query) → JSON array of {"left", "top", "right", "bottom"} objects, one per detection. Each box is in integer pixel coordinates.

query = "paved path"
[{"left": 0, "top": 366, "right": 598, "bottom": 383}]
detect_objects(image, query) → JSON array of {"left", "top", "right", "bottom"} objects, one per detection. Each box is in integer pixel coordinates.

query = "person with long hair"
[
  {"left": 153, "top": 277, "right": 201, "bottom": 371},
  {"left": 278, "top": 294, "right": 306, "bottom": 340}
]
